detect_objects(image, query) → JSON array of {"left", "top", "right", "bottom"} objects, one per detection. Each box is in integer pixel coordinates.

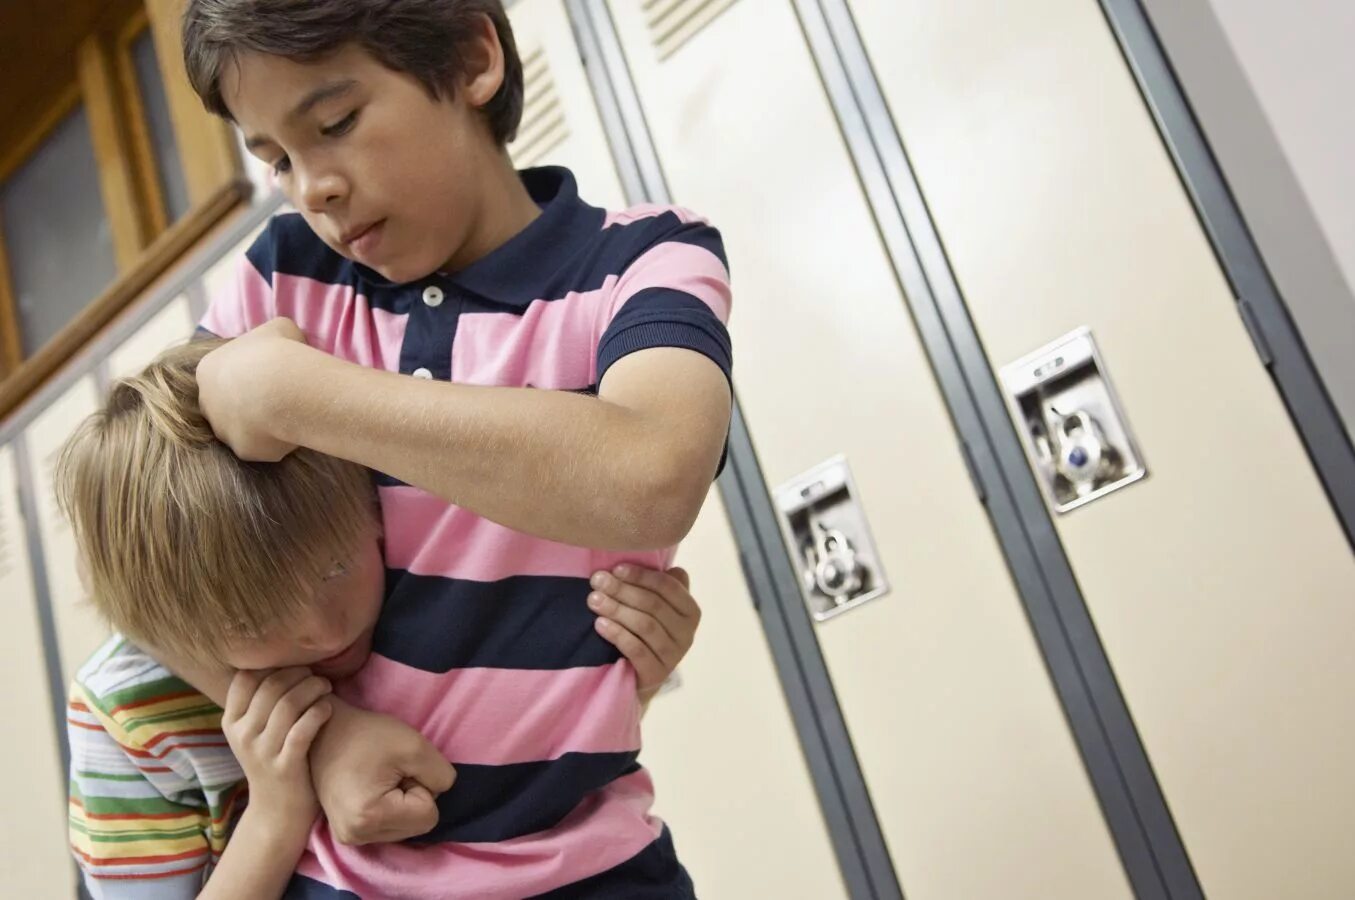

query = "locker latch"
[
  {"left": 1000, "top": 328, "right": 1148, "bottom": 514},
  {"left": 773, "top": 456, "right": 889, "bottom": 622}
]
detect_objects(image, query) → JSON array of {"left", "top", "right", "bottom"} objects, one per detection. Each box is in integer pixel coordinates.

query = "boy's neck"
[{"left": 440, "top": 151, "right": 542, "bottom": 275}]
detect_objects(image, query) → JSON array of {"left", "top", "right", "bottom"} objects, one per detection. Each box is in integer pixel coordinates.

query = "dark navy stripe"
[
  {"left": 280, "top": 819, "right": 687, "bottom": 899},
  {"left": 249, "top": 213, "right": 414, "bottom": 315},
  {"left": 460, "top": 210, "right": 728, "bottom": 310},
  {"left": 598, "top": 288, "right": 733, "bottom": 384},
  {"left": 414, "top": 753, "right": 640, "bottom": 844},
  {"left": 529, "top": 826, "right": 695, "bottom": 899},
  {"left": 282, "top": 877, "right": 358, "bottom": 900},
  {"left": 373, "top": 571, "right": 622, "bottom": 672}
]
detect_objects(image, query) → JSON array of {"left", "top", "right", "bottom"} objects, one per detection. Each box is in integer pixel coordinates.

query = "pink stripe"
[
  {"left": 451, "top": 279, "right": 617, "bottom": 388},
  {"left": 298, "top": 769, "right": 662, "bottom": 900},
  {"left": 379, "top": 485, "right": 673, "bottom": 581},
  {"left": 200, "top": 257, "right": 273, "bottom": 338},
  {"left": 602, "top": 204, "right": 708, "bottom": 229},
  {"left": 271, "top": 273, "right": 406, "bottom": 370},
  {"left": 611, "top": 241, "right": 732, "bottom": 324},
  {"left": 335, "top": 657, "right": 640, "bottom": 765}
]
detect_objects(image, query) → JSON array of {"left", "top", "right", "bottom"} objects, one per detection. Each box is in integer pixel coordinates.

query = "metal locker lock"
[
  {"left": 1000, "top": 328, "right": 1147, "bottom": 513},
  {"left": 774, "top": 456, "right": 889, "bottom": 622}
]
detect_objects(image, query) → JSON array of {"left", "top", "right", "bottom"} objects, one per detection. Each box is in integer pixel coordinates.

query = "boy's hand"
[
  {"left": 308, "top": 701, "right": 457, "bottom": 845},
  {"left": 222, "top": 667, "right": 333, "bottom": 835},
  {"left": 198, "top": 317, "right": 306, "bottom": 461},
  {"left": 588, "top": 565, "right": 701, "bottom": 702}
]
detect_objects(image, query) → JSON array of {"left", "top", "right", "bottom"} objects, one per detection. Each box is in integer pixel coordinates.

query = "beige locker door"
[
  {"left": 26, "top": 377, "right": 103, "bottom": 687},
  {"left": 848, "top": 1, "right": 1355, "bottom": 897},
  {"left": 107, "top": 295, "right": 196, "bottom": 379},
  {"left": 0, "top": 443, "right": 75, "bottom": 896},
  {"left": 505, "top": 2, "right": 847, "bottom": 897},
  {"left": 607, "top": 1, "right": 1131, "bottom": 897}
]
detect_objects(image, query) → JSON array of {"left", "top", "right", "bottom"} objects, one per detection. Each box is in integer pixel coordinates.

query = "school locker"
[
  {"left": 24, "top": 376, "right": 104, "bottom": 688},
  {"left": 606, "top": 1, "right": 1133, "bottom": 897},
  {"left": 849, "top": 0, "right": 1355, "bottom": 896},
  {"left": 505, "top": 2, "right": 848, "bottom": 897},
  {"left": 0, "top": 441, "right": 74, "bottom": 896}
]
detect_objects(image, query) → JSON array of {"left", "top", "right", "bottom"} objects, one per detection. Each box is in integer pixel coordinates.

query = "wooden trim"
[
  {"left": 115, "top": 12, "right": 170, "bottom": 236},
  {"left": 0, "top": 179, "right": 250, "bottom": 422},
  {"left": 0, "top": 209, "right": 23, "bottom": 378},
  {"left": 0, "top": 84, "right": 82, "bottom": 186},
  {"left": 78, "top": 33, "right": 149, "bottom": 269},
  {"left": 144, "top": 0, "right": 241, "bottom": 206}
]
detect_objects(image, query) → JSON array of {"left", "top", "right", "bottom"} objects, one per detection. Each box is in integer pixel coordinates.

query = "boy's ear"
[{"left": 461, "top": 13, "right": 506, "bottom": 109}]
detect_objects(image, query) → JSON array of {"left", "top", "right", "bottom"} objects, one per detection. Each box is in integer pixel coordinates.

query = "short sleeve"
[
  {"left": 68, "top": 684, "right": 214, "bottom": 899},
  {"left": 597, "top": 211, "right": 732, "bottom": 387}
]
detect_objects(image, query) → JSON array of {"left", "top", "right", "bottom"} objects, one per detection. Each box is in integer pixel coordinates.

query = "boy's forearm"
[
  {"left": 267, "top": 343, "right": 715, "bottom": 550},
  {"left": 197, "top": 806, "right": 310, "bottom": 900}
]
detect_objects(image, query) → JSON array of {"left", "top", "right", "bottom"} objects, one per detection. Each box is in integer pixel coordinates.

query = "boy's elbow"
[{"left": 620, "top": 467, "right": 708, "bottom": 550}]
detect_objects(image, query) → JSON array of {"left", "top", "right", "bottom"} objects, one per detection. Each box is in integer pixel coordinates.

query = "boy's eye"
[
  {"left": 322, "top": 111, "right": 358, "bottom": 137},
  {"left": 272, "top": 155, "right": 292, "bottom": 176}
]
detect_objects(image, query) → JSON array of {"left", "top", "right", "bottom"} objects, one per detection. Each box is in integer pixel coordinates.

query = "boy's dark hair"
[{"left": 182, "top": 0, "right": 524, "bottom": 145}]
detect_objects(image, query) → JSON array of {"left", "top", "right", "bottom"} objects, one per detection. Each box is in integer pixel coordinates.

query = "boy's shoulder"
[
  {"left": 72, "top": 636, "right": 232, "bottom": 779},
  {"left": 75, "top": 635, "right": 194, "bottom": 712}
]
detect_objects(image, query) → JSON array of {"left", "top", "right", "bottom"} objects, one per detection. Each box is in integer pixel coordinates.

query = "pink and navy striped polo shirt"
[{"left": 200, "top": 167, "right": 732, "bottom": 899}]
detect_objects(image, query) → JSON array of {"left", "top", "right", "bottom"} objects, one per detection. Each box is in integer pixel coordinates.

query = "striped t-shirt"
[
  {"left": 200, "top": 166, "right": 733, "bottom": 898},
  {"left": 68, "top": 637, "right": 246, "bottom": 898}
]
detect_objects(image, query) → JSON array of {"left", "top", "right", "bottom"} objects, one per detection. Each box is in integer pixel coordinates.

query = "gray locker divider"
[
  {"left": 13, "top": 434, "right": 71, "bottom": 774},
  {"left": 795, "top": 0, "right": 1203, "bottom": 897},
  {"left": 565, "top": 1, "right": 903, "bottom": 897},
  {"left": 1100, "top": 0, "right": 1355, "bottom": 549}
]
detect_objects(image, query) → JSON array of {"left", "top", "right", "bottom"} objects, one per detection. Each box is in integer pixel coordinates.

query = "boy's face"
[
  {"left": 223, "top": 532, "right": 386, "bottom": 680},
  {"left": 225, "top": 41, "right": 504, "bottom": 283}
]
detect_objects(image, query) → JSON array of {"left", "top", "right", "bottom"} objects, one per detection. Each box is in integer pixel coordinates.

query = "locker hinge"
[
  {"left": 1237, "top": 299, "right": 1274, "bottom": 369},
  {"left": 959, "top": 440, "right": 987, "bottom": 504}
]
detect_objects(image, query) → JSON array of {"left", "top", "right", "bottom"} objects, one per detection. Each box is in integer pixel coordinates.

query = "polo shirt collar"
[{"left": 445, "top": 166, "right": 600, "bottom": 308}]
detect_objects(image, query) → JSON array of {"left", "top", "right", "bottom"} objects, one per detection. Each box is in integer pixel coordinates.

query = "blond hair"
[{"left": 56, "top": 339, "right": 378, "bottom": 664}]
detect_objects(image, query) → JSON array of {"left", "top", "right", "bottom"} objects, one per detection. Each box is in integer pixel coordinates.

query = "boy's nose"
[{"left": 299, "top": 168, "right": 348, "bottom": 210}]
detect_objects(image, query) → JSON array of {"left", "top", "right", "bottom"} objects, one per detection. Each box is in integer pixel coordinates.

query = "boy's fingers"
[
  {"left": 264, "top": 676, "right": 332, "bottom": 754},
  {"left": 400, "top": 746, "right": 457, "bottom": 796},
  {"left": 596, "top": 618, "right": 669, "bottom": 690},
  {"left": 245, "top": 668, "right": 313, "bottom": 731},
  {"left": 280, "top": 699, "right": 333, "bottom": 762},
  {"left": 591, "top": 589, "right": 682, "bottom": 656},
  {"left": 223, "top": 670, "right": 261, "bottom": 725},
  {"left": 607, "top": 565, "right": 699, "bottom": 621}
]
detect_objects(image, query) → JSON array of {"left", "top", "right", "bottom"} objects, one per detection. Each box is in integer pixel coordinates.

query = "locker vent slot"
[
  {"left": 645, "top": 0, "right": 742, "bottom": 61},
  {"left": 509, "top": 46, "right": 569, "bottom": 168}
]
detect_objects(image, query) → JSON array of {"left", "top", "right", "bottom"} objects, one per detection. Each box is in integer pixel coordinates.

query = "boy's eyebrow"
[{"left": 243, "top": 79, "right": 359, "bottom": 151}]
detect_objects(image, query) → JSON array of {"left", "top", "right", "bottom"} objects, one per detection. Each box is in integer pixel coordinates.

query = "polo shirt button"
[
  {"left": 422, "top": 286, "right": 444, "bottom": 307},
  {"left": 412, "top": 367, "right": 433, "bottom": 380}
]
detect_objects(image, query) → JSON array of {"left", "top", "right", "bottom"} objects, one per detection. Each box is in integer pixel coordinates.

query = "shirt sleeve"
[
  {"left": 67, "top": 683, "right": 219, "bottom": 900},
  {"left": 597, "top": 210, "right": 733, "bottom": 387}
]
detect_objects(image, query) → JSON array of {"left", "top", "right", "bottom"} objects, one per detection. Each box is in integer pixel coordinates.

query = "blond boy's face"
[
  {"left": 224, "top": 42, "right": 504, "bottom": 283},
  {"left": 222, "top": 533, "right": 386, "bottom": 680}
]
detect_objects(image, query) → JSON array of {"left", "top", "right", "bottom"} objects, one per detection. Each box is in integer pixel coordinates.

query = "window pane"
[
  {"left": 0, "top": 105, "right": 118, "bottom": 357},
  {"left": 131, "top": 29, "right": 191, "bottom": 222}
]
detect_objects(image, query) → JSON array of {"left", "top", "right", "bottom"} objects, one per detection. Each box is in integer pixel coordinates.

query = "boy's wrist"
[{"left": 239, "top": 797, "right": 316, "bottom": 846}]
